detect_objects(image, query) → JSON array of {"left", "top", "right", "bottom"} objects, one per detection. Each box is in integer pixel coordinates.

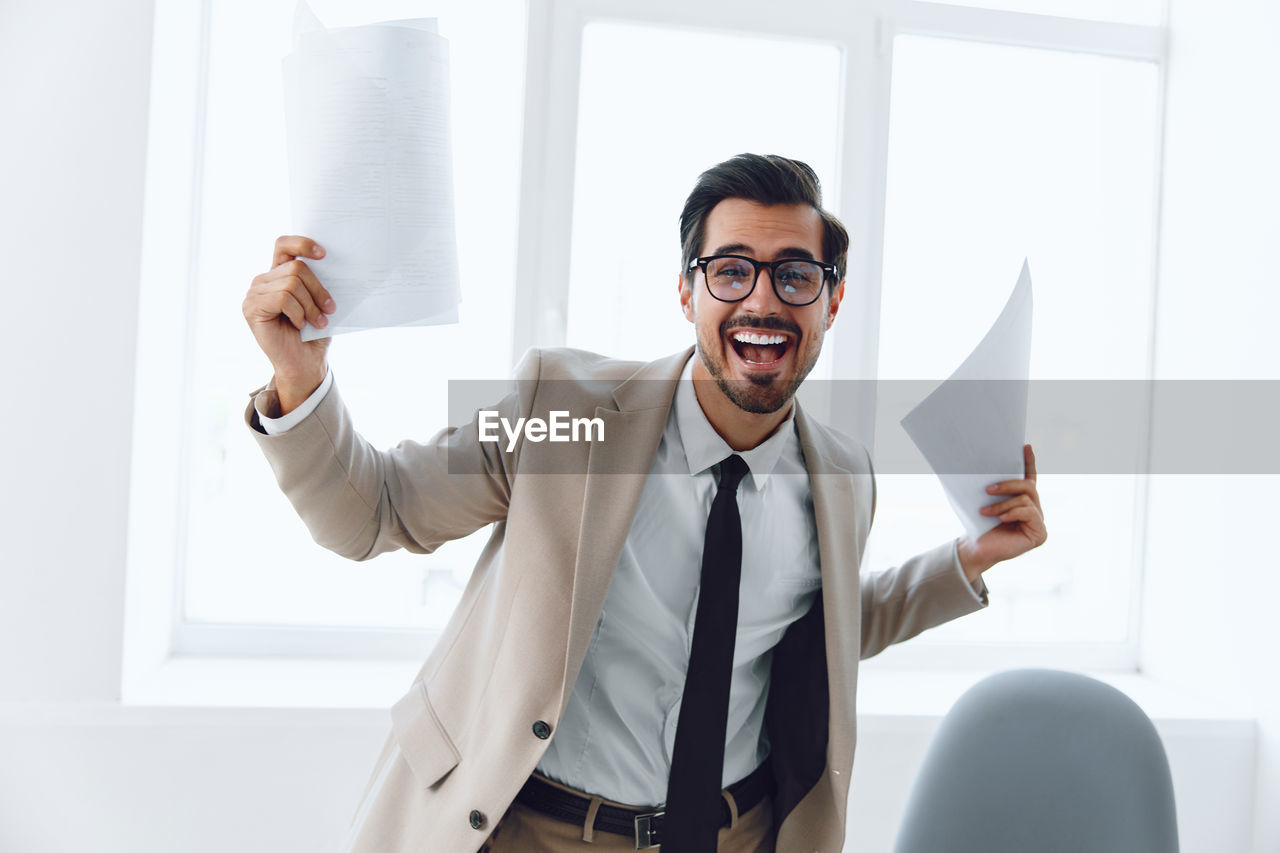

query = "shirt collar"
[{"left": 673, "top": 354, "right": 797, "bottom": 490}]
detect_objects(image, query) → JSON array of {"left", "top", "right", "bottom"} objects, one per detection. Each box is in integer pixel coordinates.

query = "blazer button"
[
  {"left": 532, "top": 720, "right": 552, "bottom": 740},
  {"left": 469, "top": 810, "right": 486, "bottom": 830}
]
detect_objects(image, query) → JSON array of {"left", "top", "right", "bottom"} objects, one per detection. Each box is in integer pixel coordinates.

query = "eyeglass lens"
[{"left": 705, "top": 257, "right": 824, "bottom": 305}]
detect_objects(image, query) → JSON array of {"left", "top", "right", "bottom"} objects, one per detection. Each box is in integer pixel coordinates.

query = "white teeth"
[{"left": 731, "top": 332, "right": 787, "bottom": 345}]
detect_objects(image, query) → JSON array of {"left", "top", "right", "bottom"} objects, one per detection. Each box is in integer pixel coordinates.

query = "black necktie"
[{"left": 663, "top": 454, "right": 751, "bottom": 852}]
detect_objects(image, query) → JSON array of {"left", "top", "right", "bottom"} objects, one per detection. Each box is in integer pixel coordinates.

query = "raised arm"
[{"left": 242, "top": 234, "right": 537, "bottom": 560}]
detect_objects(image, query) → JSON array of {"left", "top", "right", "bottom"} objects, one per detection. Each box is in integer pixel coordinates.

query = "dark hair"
[{"left": 679, "top": 153, "right": 849, "bottom": 287}]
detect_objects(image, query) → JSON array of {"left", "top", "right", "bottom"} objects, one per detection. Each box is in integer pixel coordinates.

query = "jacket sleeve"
[
  {"left": 859, "top": 541, "right": 990, "bottom": 660},
  {"left": 243, "top": 349, "right": 541, "bottom": 560}
]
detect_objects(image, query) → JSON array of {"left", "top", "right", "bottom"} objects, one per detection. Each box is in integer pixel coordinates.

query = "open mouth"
[{"left": 728, "top": 330, "right": 793, "bottom": 369}]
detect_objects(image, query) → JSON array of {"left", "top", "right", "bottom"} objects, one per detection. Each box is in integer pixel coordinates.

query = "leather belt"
[{"left": 514, "top": 760, "right": 774, "bottom": 850}]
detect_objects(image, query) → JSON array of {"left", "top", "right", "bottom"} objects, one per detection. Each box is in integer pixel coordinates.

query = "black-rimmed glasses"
[{"left": 688, "top": 254, "right": 836, "bottom": 306}]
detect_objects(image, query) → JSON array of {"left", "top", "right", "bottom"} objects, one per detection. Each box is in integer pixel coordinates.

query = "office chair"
[{"left": 893, "top": 668, "right": 1179, "bottom": 853}]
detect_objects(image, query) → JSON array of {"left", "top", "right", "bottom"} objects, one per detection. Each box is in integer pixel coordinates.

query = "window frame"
[
  {"left": 124, "top": 0, "right": 449, "bottom": 698},
  {"left": 124, "top": 0, "right": 1168, "bottom": 703},
  {"left": 514, "top": 0, "right": 1168, "bottom": 671}
]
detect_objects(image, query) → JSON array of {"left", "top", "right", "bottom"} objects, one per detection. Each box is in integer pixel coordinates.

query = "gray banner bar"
[{"left": 445, "top": 380, "right": 1280, "bottom": 475}]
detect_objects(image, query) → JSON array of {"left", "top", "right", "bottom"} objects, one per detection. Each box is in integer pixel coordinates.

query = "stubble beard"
[{"left": 695, "top": 317, "right": 823, "bottom": 415}]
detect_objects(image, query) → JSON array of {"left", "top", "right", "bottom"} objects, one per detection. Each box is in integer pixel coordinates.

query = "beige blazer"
[{"left": 245, "top": 346, "right": 988, "bottom": 853}]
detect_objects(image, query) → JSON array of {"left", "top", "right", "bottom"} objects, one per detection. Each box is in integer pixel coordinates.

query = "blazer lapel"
[
  {"left": 558, "top": 347, "right": 694, "bottom": 706},
  {"left": 790, "top": 408, "right": 871, "bottom": 779}
]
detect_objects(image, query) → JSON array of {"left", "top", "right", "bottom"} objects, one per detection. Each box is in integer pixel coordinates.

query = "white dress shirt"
[
  {"left": 258, "top": 368, "right": 334, "bottom": 435},
  {"left": 532, "top": 355, "right": 823, "bottom": 806}
]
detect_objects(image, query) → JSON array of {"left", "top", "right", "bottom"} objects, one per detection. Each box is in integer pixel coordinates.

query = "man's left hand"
[{"left": 957, "top": 444, "right": 1048, "bottom": 583}]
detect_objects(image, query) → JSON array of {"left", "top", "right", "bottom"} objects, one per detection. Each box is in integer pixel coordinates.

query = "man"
[{"left": 242, "top": 154, "right": 1047, "bottom": 852}]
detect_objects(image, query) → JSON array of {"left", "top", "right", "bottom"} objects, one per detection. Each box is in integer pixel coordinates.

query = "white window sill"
[
  {"left": 854, "top": 666, "right": 1258, "bottom": 733},
  {"left": 122, "top": 656, "right": 422, "bottom": 710},
  {"left": 120, "top": 655, "right": 1258, "bottom": 737}
]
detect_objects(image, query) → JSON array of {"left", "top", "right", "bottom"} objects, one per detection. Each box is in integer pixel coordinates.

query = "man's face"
[{"left": 679, "top": 198, "right": 844, "bottom": 414}]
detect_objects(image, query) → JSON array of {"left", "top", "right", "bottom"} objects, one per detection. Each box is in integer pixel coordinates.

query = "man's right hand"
[{"left": 243, "top": 235, "right": 337, "bottom": 414}]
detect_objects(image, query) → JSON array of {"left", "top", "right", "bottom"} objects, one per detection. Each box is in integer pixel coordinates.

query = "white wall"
[
  {"left": 1142, "top": 1, "right": 1280, "bottom": 851},
  {"left": 0, "top": 4, "right": 390, "bottom": 848},
  {"left": 0, "top": 0, "right": 151, "bottom": 704},
  {"left": 0, "top": 0, "right": 1272, "bottom": 851},
  {"left": 0, "top": 705, "right": 385, "bottom": 851}
]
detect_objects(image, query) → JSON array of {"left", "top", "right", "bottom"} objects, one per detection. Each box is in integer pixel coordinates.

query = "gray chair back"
[{"left": 893, "top": 668, "right": 1179, "bottom": 853}]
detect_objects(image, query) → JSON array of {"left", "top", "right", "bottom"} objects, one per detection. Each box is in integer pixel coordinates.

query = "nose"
[{"left": 740, "top": 266, "right": 786, "bottom": 316}]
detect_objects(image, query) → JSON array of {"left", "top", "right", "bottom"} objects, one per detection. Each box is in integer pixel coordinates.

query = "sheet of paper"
[
  {"left": 283, "top": 1, "right": 460, "bottom": 340},
  {"left": 900, "top": 260, "right": 1033, "bottom": 540}
]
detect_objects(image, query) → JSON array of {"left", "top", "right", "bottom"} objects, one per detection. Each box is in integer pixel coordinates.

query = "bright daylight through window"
[
  {"left": 867, "top": 35, "right": 1160, "bottom": 652},
  {"left": 182, "top": 0, "right": 525, "bottom": 632},
  {"left": 155, "top": 0, "right": 1164, "bottom": 664}
]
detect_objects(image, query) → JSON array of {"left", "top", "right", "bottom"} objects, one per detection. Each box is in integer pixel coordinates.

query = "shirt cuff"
[{"left": 258, "top": 369, "right": 333, "bottom": 435}]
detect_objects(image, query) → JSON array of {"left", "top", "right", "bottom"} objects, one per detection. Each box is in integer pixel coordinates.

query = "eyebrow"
[{"left": 709, "top": 243, "right": 819, "bottom": 262}]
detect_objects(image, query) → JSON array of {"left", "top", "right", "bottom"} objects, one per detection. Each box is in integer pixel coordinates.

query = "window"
[
  {"left": 525, "top": 0, "right": 1166, "bottom": 668},
  {"left": 866, "top": 34, "right": 1160, "bottom": 663},
  {"left": 129, "top": 0, "right": 1167, "bottom": 686},
  {"left": 565, "top": 21, "right": 842, "bottom": 369},
  {"left": 128, "top": 0, "right": 527, "bottom": 674}
]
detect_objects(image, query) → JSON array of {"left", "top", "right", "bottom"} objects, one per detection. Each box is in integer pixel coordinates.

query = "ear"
[
  {"left": 679, "top": 273, "right": 695, "bottom": 323},
  {"left": 825, "top": 279, "right": 845, "bottom": 330}
]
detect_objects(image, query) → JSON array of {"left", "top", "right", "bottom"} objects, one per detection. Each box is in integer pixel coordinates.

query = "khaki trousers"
[{"left": 480, "top": 772, "right": 776, "bottom": 853}]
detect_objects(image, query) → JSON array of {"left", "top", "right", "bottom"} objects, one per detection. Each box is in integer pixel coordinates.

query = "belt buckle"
[{"left": 633, "top": 810, "right": 664, "bottom": 850}]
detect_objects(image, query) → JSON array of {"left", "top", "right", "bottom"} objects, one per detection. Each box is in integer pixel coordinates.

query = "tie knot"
[{"left": 717, "top": 455, "right": 750, "bottom": 492}]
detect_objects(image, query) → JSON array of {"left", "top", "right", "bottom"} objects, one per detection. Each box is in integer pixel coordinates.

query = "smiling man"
[
  {"left": 243, "top": 154, "right": 1047, "bottom": 853},
  {"left": 680, "top": 194, "right": 842, "bottom": 446}
]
